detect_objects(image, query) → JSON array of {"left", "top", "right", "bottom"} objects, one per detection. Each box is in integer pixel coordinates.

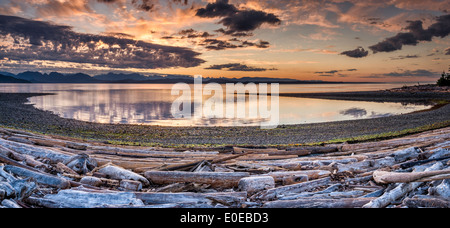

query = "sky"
[{"left": 0, "top": 0, "right": 449, "bottom": 82}]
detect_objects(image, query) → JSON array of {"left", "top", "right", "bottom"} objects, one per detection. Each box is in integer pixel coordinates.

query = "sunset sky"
[{"left": 0, "top": 0, "right": 449, "bottom": 82}]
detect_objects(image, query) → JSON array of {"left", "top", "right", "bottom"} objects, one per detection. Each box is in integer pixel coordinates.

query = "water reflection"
[
  {"left": 0, "top": 83, "right": 433, "bottom": 127},
  {"left": 339, "top": 108, "right": 368, "bottom": 118}
]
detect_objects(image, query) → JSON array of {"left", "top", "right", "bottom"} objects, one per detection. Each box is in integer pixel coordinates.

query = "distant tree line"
[{"left": 437, "top": 67, "right": 450, "bottom": 86}]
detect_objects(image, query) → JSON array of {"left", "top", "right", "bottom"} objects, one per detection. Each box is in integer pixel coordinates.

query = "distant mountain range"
[
  {"left": 0, "top": 74, "right": 31, "bottom": 83},
  {"left": 0, "top": 71, "right": 345, "bottom": 84}
]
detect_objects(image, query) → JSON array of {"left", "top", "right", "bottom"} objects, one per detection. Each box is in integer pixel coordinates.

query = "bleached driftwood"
[
  {"left": 0, "top": 165, "right": 38, "bottom": 200},
  {"left": 64, "top": 154, "right": 97, "bottom": 175},
  {"left": 260, "top": 157, "right": 361, "bottom": 170},
  {"left": 0, "top": 138, "right": 71, "bottom": 163},
  {"left": 279, "top": 184, "right": 341, "bottom": 200},
  {"left": 55, "top": 163, "right": 79, "bottom": 176},
  {"left": 41, "top": 189, "right": 145, "bottom": 208},
  {"left": 24, "top": 197, "right": 78, "bottom": 208},
  {"left": 390, "top": 147, "right": 421, "bottom": 162},
  {"left": 134, "top": 191, "right": 247, "bottom": 206},
  {"left": 153, "top": 183, "right": 193, "bottom": 193},
  {"left": 403, "top": 196, "right": 450, "bottom": 208},
  {"left": 238, "top": 176, "right": 275, "bottom": 194},
  {"left": 119, "top": 180, "right": 143, "bottom": 192},
  {"left": 144, "top": 171, "right": 250, "bottom": 188},
  {"left": 280, "top": 190, "right": 365, "bottom": 200},
  {"left": 0, "top": 153, "right": 37, "bottom": 171},
  {"left": 373, "top": 169, "right": 450, "bottom": 184},
  {"left": 400, "top": 149, "right": 450, "bottom": 169},
  {"left": 429, "top": 179, "right": 450, "bottom": 199},
  {"left": 281, "top": 174, "right": 309, "bottom": 185},
  {"left": 254, "top": 177, "right": 331, "bottom": 201},
  {"left": 0, "top": 145, "right": 50, "bottom": 171},
  {"left": 1, "top": 199, "right": 22, "bottom": 208},
  {"left": 263, "top": 198, "right": 374, "bottom": 208},
  {"left": 228, "top": 161, "right": 285, "bottom": 173},
  {"left": 97, "top": 165, "right": 150, "bottom": 186},
  {"left": 336, "top": 157, "right": 396, "bottom": 173},
  {"left": 265, "top": 170, "right": 331, "bottom": 183},
  {"left": 79, "top": 176, "right": 103, "bottom": 187},
  {"left": 363, "top": 162, "right": 445, "bottom": 208},
  {"left": 4, "top": 165, "right": 71, "bottom": 189},
  {"left": 0, "top": 182, "right": 15, "bottom": 199}
]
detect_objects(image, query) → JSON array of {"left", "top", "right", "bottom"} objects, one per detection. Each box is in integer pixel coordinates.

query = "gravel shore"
[
  {"left": 280, "top": 85, "right": 450, "bottom": 104},
  {"left": 0, "top": 87, "right": 449, "bottom": 147}
]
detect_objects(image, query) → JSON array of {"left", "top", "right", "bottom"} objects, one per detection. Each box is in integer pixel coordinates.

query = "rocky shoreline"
[
  {"left": 0, "top": 85, "right": 449, "bottom": 147},
  {"left": 279, "top": 84, "right": 450, "bottom": 104}
]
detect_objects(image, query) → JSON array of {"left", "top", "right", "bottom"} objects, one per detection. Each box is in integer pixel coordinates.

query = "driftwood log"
[
  {"left": 4, "top": 165, "right": 71, "bottom": 189},
  {"left": 64, "top": 154, "right": 97, "bottom": 175},
  {"left": 403, "top": 197, "right": 450, "bottom": 208},
  {"left": 263, "top": 198, "right": 375, "bottom": 208},
  {"left": 254, "top": 177, "right": 331, "bottom": 201},
  {"left": 144, "top": 171, "right": 250, "bottom": 188},
  {"left": 373, "top": 169, "right": 450, "bottom": 184},
  {"left": 0, "top": 138, "right": 71, "bottom": 163},
  {"left": 97, "top": 165, "right": 150, "bottom": 186},
  {"left": 265, "top": 170, "right": 331, "bottom": 183},
  {"left": 364, "top": 162, "right": 445, "bottom": 208},
  {"left": 238, "top": 176, "right": 275, "bottom": 195}
]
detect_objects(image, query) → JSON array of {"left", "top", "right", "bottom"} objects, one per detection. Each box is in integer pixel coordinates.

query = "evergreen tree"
[{"left": 437, "top": 70, "right": 450, "bottom": 86}]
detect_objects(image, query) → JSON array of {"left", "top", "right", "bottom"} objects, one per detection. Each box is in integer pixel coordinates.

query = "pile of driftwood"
[{"left": 0, "top": 126, "right": 449, "bottom": 208}]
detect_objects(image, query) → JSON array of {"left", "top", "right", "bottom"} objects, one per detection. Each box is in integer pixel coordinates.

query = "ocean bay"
[{"left": 0, "top": 83, "right": 432, "bottom": 127}]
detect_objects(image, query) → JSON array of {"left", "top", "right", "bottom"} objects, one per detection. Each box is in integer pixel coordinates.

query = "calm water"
[{"left": 0, "top": 83, "right": 432, "bottom": 127}]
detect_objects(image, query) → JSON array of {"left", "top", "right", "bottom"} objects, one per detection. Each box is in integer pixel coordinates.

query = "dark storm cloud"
[
  {"left": 205, "top": 63, "right": 277, "bottom": 72},
  {"left": 0, "top": 15, "right": 205, "bottom": 69},
  {"left": 215, "top": 28, "right": 253, "bottom": 37},
  {"left": 98, "top": 0, "right": 189, "bottom": 12},
  {"left": 340, "top": 14, "right": 450, "bottom": 58},
  {"left": 178, "top": 29, "right": 214, "bottom": 38},
  {"left": 315, "top": 70, "right": 339, "bottom": 74},
  {"left": 165, "top": 27, "right": 270, "bottom": 51},
  {"left": 200, "top": 38, "right": 271, "bottom": 51},
  {"left": 315, "top": 69, "right": 358, "bottom": 74},
  {"left": 196, "top": 0, "right": 281, "bottom": 34},
  {"left": 369, "top": 14, "right": 450, "bottom": 53},
  {"left": 131, "top": 0, "right": 156, "bottom": 12},
  {"left": 201, "top": 38, "right": 239, "bottom": 50},
  {"left": 242, "top": 40, "right": 270, "bottom": 48},
  {"left": 363, "top": 69, "right": 438, "bottom": 78},
  {"left": 445, "top": 47, "right": 450, "bottom": 55},
  {"left": 219, "top": 10, "right": 281, "bottom": 34},
  {"left": 340, "top": 47, "right": 369, "bottom": 58},
  {"left": 314, "top": 69, "right": 357, "bottom": 77},
  {"left": 195, "top": 0, "right": 238, "bottom": 18},
  {"left": 97, "top": 0, "right": 118, "bottom": 3},
  {"left": 390, "top": 54, "right": 420, "bottom": 60},
  {"left": 98, "top": 0, "right": 155, "bottom": 11},
  {"left": 384, "top": 69, "right": 438, "bottom": 77}
]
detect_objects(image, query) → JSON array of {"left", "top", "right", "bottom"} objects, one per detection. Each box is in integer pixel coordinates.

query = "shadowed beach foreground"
[
  {"left": 0, "top": 85, "right": 449, "bottom": 209},
  {"left": 0, "top": 85, "right": 449, "bottom": 147}
]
